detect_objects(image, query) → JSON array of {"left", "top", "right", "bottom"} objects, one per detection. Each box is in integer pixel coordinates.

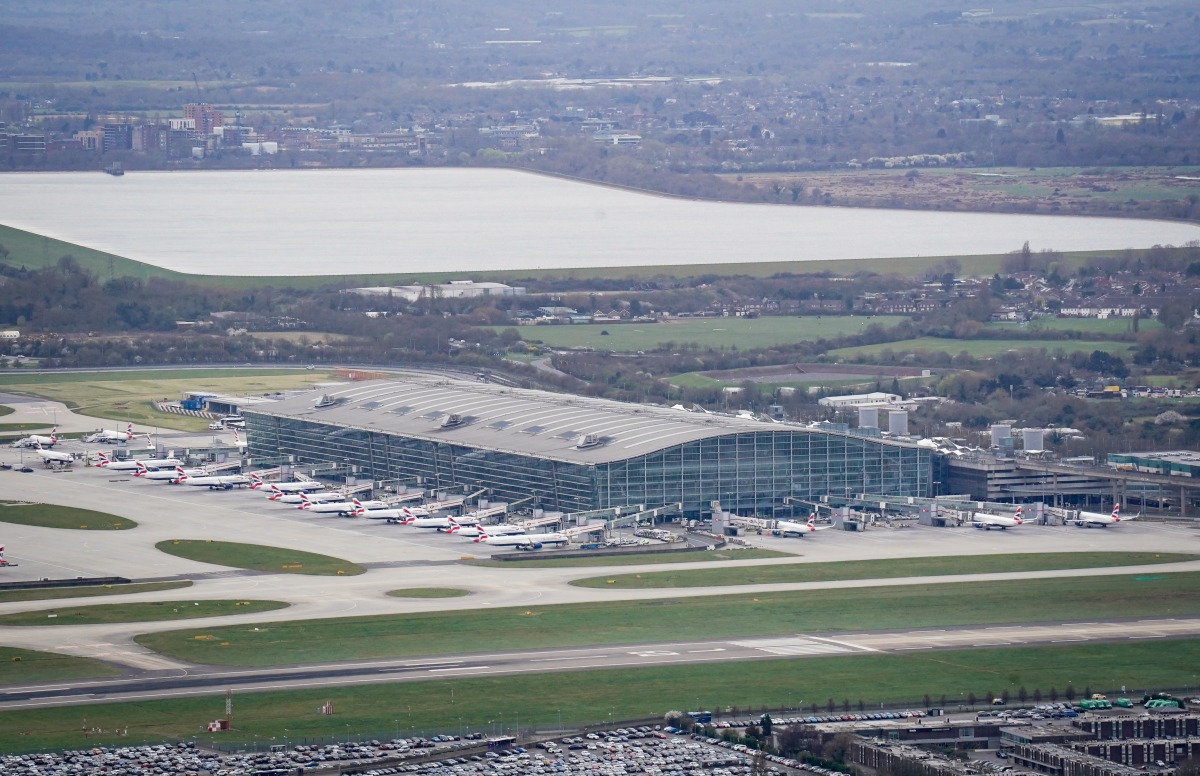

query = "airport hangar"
[{"left": 244, "top": 375, "right": 933, "bottom": 518}]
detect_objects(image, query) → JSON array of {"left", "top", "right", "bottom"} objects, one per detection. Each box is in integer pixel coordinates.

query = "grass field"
[
  {"left": 0, "top": 600, "right": 288, "bottom": 627},
  {"left": 154, "top": 540, "right": 366, "bottom": 576},
  {"left": 0, "top": 647, "right": 120, "bottom": 690},
  {"left": 134, "top": 571, "right": 1200, "bottom": 668},
  {"left": 0, "top": 422, "right": 57, "bottom": 432},
  {"left": 0, "top": 502, "right": 136, "bottom": 530},
  {"left": 496, "top": 316, "right": 907, "bottom": 352},
  {"left": 465, "top": 548, "right": 794, "bottom": 569},
  {"left": 3, "top": 639, "right": 1198, "bottom": 752},
  {"left": 570, "top": 552, "right": 1195, "bottom": 589},
  {"left": 0, "top": 369, "right": 333, "bottom": 432},
  {"left": 985, "top": 317, "right": 1161, "bottom": 336},
  {"left": 0, "top": 581, "right": 191, "bottom": 605},
  {"left": 386, "top": 588, "right": 470, "bottom": 598},
  {"left": 828, "top": 336, "right": 1136, "bottom": 360},
  {"left": 0, "top": 405, "right": 13, "bottom": 417}
]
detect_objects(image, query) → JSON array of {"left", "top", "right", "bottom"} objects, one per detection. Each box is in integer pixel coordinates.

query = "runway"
[
  {"left": 1, "top": 617, "right": 1197, "bottom": 711},
  {"left": 1, "top": 444, "right": 1199, "bottom": 704}
]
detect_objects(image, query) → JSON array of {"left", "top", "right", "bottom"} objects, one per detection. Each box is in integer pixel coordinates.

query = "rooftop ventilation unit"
[
  {"left": 576, "top": 434, "right": 602, "bottom": 449},
  {"left": 314, "top": 394, "right": 339, "bottom": 408},
  {"left": 440, "top": 414, "right": 465, "bottom": 429}
]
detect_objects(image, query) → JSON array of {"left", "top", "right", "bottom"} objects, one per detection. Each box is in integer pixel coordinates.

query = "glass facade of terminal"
[{"left": 247, "top": 413, "right": 931, "bottom": 516}]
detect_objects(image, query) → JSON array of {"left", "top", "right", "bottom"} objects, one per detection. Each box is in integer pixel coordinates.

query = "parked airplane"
[
  {"left": 12, "top": 427, "right": 58, "bottom": 448},
  {"left": 0, "top": 545, "right": 8, "bottom": 567},
  {"left": 350, "top": 500, "right": 423, "bottom": 523},
  {"left": 407, "top": 512, "right": 481, "bottom": 529},
  {"left": 473, "top": 529, "right": 568, "bottom": 549},
  {"left": 297, "top": 492, "right": 358, "bottom": 516},
  {"left": 33, "top": 441, "right": 73, "bottom": 467},
  {"left": 175, "top": 471, "right": 252, "bottom": 490},
  {"left": 774, "top": 514, "right": 830, "bottom": 537},
  {"left": 249, "top": 473, "right": 326, "bottom": 493},
  {"left": 971, "top": 505, "right": 1027, "bottom": 530},
  {"left": 95, "top": 452, "right": 183, "bottom": 471},
  {"left": 445, "top": 520, "right": 524, "bottom": 538},
  {"left": 90, "top": 423, "right": 146, "bottom": 444},
  {"left": 1071, "top": 504, "right": 1138, "bottom": 528},
  {"left": 134, "top": 463, "right": 207, "bottom": 482}
]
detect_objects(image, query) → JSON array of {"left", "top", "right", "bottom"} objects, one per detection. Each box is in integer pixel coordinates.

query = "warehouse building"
[{"left": 244, "top": 376, "right": 931, "bottom": 516}]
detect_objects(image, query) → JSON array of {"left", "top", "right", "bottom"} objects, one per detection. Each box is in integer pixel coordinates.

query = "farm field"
[
  {"left": 828, "top": 336, "right": 1136, "bottom": 360},
  {"left": 0, "top": 369, "right": 333, "bottom": 432},
  {"left": 985, "top": 317, "right": 1158, "bottom": 335},
  {"left": 1, "top": 639, "right": 1197, "bottom": 753},
  {"left": 496, "top": 316, "right": 907, "bottom": 352},
  {"left": 133, "top": 571, "right": 1200, "bottom": 668}
]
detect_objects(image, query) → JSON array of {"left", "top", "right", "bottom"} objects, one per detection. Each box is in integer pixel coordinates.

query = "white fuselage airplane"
[
  {"left": 249, "top": 475, "right": 326, "bottom": 493},
  {"left": 95, "top": 453, "right": 183, "bottom": 471},
  {"left": 297, "top": 493, "right": 359, "bottom": 516},
  {"left": 13, "top": 428, "right": 58, "bottom": 448},
  {"left": 176, "top": 472, "right": 252, "bottom": 490},
  {"left": 473, "top": 530, "right": 568, "bottom": 549},
  {"left": 92, "top": 423, "right": 143, "bottom": 443},
  {"left": 33, "top": 442, "right": 73, "bottom": 466},
  {"left": 971, "top": 506, "right": 1027, "bottom": 530},
  {"left": 446, "top": 521, "right": 525, "bottom": 538},
  {"left": 775, "top": 514, "right": 828, "bottom": 536},
  {"left": 135, "top": 464, "right": 207, "bottom": 482},
  {"left": 407, "top": 512, "right": 481, "bottom": 529},
  {"left": 1072, "top": 505, "right": 1136, "bottom": 528}
]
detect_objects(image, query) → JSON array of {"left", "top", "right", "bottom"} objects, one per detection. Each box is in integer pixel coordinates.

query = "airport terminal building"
[{"left": 244, "top": 376, "right": 932, "bottom": 516}]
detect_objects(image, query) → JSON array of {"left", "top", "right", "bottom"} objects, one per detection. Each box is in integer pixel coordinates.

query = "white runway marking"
[{"left": 730, "top": 637, "right": 859, "bottom": 657}]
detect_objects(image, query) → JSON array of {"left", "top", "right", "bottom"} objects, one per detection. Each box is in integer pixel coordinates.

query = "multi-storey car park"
[{"left": 244, "top": 375, "right": 931, "bottom": 518}]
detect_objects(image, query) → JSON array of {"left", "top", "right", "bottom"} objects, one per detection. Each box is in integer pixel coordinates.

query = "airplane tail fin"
[
  {"left": 96, "top": 451, "right": 110, "bottom": 466},
  {"left": 134, "top": 462, "right": 148, "bottom": 476},
  {"left": 298, "top": 493, "right": 313, "bottom": 508},
  {"left": 807, "top": 512, "right": 817, "bottom": 525},
  {"left": 50, "top": 427, "right": 58, "bottom": 443}
]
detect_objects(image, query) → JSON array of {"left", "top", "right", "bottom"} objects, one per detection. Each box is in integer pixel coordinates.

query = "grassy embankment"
[
  {"left": 134, "top": 571, "right": 1200, "bottom": 668},
  {"left": 569, "top": 552, "right": 1197, "bottom": 588},
  {"left": 0, "top": 600, "right": 288, "bottom": 627},
  {"left": 5, "top": 220, "right": 1195, "bottom": 288},
  {"left": 3, "top": 639, "right": 1198, "bottom": 753},
  {"left": 464, "top": 547, "right": 793, "bottom": 568},
  {"left": 155, "top": 540, "right": 366, "bottom": 577},
  {"left": 496, "top": 316, "right": 908, "bottom": 352},
  {"left": 0, "top": 369, "right": 333, "bottom": 433},
  {"left": 0, "top": 581, "right": 191, "bottom": 604},
  {"left": 0, "top": 502, "right": 136, "bottom": 530}
]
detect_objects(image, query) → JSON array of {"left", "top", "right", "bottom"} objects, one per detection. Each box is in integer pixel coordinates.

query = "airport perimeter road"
[{"left": 1, "top": 617, "right": 1198, "bottom": 712}]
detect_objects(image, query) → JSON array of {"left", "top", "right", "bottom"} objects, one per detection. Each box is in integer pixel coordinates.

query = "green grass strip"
[
  {"left": 386, "top": 588, "right": 470, "bottom": 599},
  {"left": 0, "top": 502, "right": 136, "bottom": 530},
  {"left": 0, "top": 647, "right": 120, "bottom": 689},
  {"left": 0, "top": 600, "right": 289, "bottom": 627},
  {"left": 4, "top": 639, "right": 1199, "bottom": 753},
  {"left": 0, "top": 581, "right": 192, "bottom": 605},
  {"left": 465, "top": 548, "right": 793, "bottom": 569},
  {"left": 0, "top": 368, "right": 318, "bottom": 387},
  {"left": 135, "top": 571, "right": 1200, "bottom": 668},
  {"left": 0, "top": 405, "right": 14, "bottom": 417},
  {"left": 570, "top": 552, "right": 1198, "bottom": 589},
  {"left": 155, "top": 540, "right": 366, "bottom": 577},
  {"left": 0, "top": 422, "right": 54, "bottom": 432}
]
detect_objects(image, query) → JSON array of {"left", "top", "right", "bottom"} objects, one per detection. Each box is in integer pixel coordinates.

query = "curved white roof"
[{"left": 247, "top": 375, "right": 919, "bottom": 465}]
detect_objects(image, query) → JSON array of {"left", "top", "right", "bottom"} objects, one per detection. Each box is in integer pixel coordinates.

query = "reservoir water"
[{"left": 2, "top": 168, "right": 1198, "bottom": 276}]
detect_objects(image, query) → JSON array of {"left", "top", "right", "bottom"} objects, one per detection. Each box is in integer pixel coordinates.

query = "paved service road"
[{"left": 2, "top": 617, "right": 1198, "bottom": 711}]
